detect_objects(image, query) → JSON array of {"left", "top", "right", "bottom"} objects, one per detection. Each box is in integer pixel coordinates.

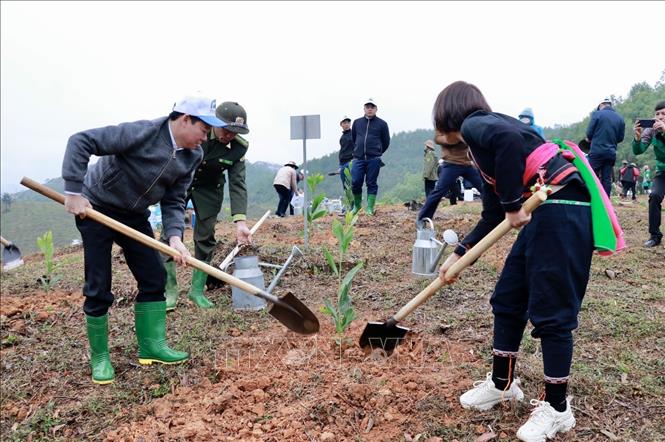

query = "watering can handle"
[
  {"left": 419, "top": 217, "right": 434, "bottom": 231},
  {"left": 394, "top": 190, "right": 548, "bottom": 322}
]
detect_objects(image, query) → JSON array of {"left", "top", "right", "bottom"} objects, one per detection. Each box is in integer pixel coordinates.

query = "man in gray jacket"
[{"left": 62, "top": 95, "right": 227, "bottom": 384}]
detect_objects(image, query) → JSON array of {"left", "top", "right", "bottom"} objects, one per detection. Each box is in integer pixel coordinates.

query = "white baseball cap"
[
  {"left": 173, "top": 95, "right": 227, "bottom": 128},
  {"left": 364, "top": 98, "right": 377, "bottom": 107}
]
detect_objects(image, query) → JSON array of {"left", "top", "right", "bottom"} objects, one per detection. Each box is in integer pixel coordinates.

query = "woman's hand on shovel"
[
  {"left": 168, "top": 236, "right": 191, "bottom": 266},
  {"left": 439, "top": 252, "right": 462, "bottom": 283},
  {"left": 506, "top": 208, "right": 531, "bottom": 228}
]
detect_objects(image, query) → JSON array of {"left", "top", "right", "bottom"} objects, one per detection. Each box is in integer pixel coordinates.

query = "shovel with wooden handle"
[
  {"left": 20, "top": 177, "right": 319, "bottom": 335},
  {"left": 1, "top": 236, "right": 24, "bottom": 271},
  {"left": 359, "top": 190, "right": 549, "bottom": 353}
]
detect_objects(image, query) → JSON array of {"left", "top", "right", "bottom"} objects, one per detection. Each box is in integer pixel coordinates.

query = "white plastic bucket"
[{"left": 463, "top": 189, "right": 474, "bottom": 202}]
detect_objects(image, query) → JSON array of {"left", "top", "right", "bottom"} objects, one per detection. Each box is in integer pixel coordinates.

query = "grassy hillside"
[{"left": 0, "top": 201, "right": 79, "bottom": 255}]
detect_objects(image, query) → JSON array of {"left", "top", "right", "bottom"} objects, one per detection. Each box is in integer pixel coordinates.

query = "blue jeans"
[
  {"left": 351, "top": 157, "right": 382, "bottom": 195},
  {"left": 418, "top": 163, "right": 483, "bottom": 220},
  {"left": 588, "top": 152, "right": 615, "bottom": 197}
]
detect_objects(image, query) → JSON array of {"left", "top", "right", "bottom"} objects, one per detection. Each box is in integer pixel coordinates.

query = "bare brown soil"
[{"left": 1, "top": 200, "right": 664, "bottom": 441}]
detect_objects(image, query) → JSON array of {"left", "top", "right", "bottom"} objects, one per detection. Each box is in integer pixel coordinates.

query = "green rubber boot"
[
  {"left": 135, "top": 301, "right": 189, "bottom": 365},
  {"left": 366, "top": 194, "right": 377, "bottom": 216},
  {"left": 188, "top": 269, "right": 214, "bottom": 308},
  {"left": 86, "top": 314, "right": 115, "bottom": 385},
  {"left": 351, "top": 193, "right": 363, "bottom": 215},
  {"left": 164, "top": 261, "right": 179, "bottom": 311}
]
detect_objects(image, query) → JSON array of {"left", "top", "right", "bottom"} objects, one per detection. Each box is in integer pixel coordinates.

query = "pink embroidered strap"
[{"left": 523, "top": 143, "right": 559, "bottom": 186}]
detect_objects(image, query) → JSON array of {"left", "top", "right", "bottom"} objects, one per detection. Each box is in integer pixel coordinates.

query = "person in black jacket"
[
  {"left": 585, "top": 98, "right": 626, "bottom": 196},
  {"left": 435, "top": 81, "right": 596, "bottom": 441},
  {"left": 350, "top": 98, "right": 390, "bottom": 215},
  {"left": 338, "top": 116, "right": 354, "bottom": 195}
]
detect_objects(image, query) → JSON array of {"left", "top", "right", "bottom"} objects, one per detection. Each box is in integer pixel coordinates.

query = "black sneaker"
[{"left": 644, "top": 238, "right": 662, "bottom": 248}]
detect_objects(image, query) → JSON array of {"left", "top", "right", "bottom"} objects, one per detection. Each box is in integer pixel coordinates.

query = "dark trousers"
[
  {"left": 621, "top": 180, "right": 636, "bottom": 200},
  {"left": 491, "top": 203, "right": 593, "bottom": 378},
  {"left": 648, "top": 173, "right": 665, "bottom": 241},
  {"left": 192, "top": 213, "right": 217, "bottom": 261},
  {"left": 76, "top": 206, "right": 165, "bottom": 317},
  {"left": 588, "top": 153, "right": 615, "bottom": 197},
  {"left": 274, "top": 184, "right": 291, "bottom": 217},
  {"left": 424, "top": 179, "right": 436, "bottom": 197},
  {"left": 340, "top": 162, "right": 351, "bottom": 193},
  {"left": 351, "top": 157, "right": 382, "bottom": 195},
  {"left": 289, "top": 190, "right": 295, "bottom": 216},
  {"left": 418, "top": 163, "right": 483, "bottom": 220}
]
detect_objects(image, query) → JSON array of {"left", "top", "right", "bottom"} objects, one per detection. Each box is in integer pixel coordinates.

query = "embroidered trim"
[
  {"left": 492, "top": 348, "right": 519, "bottom": 358},
  {"left": 542, "top": 199, "right": 591, "bottom": 207},
  {"left": 544, "top": 375, "right": 569, "bottom": 384}
]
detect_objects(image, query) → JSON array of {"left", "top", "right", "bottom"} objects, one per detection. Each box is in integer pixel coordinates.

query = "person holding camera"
[{"left": 633, "top": 100, "right": 665, "bottom": 247}]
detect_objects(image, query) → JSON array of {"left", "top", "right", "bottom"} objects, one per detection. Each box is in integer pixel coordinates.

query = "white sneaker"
[
  {"left": 459, "top": 372, "right": 524, "bottom": 411},
  {"left": 516, "top": 398, "right": 576, "bottom": 442}
]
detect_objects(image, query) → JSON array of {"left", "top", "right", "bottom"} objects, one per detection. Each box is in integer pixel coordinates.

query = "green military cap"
[{"left": 216, "top": 101, "right": 249, "bottom": 134}]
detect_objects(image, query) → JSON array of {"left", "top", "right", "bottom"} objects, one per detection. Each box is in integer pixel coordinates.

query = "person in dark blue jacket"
[
  {"left": 350, "top": 98, "right": 390, "bottom": 215},
  {"left": 585, "top": 98, "right": 625, "bottom": 196}
]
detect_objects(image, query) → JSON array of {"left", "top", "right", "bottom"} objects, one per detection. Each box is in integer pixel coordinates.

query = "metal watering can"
[
  {"left": 412, "top": 218, "right": 458, "bottom": 277},
  {"left": 231, "top": 246, "right": 303, "bottom": 310}
]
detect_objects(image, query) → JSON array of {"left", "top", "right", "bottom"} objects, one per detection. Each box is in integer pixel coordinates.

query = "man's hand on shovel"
[
  {"left": 168, "top": 236, "right": 191, "bottom": 266},
  {"left": 65, "top": 194, "right": 92, "bottom": 219}
]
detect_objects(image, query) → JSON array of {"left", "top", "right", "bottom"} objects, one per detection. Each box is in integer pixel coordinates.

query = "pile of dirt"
[
  {"left": 106, "top": 320, "right": 478, "bottom": 442},
  {"left": 0, "top": 289, "right": 79, "bottom": 337}
]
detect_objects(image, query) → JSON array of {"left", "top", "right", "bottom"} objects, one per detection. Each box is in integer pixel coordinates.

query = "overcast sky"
[{"left": 1, "top": 1, "right": 664, "bottom": 193}]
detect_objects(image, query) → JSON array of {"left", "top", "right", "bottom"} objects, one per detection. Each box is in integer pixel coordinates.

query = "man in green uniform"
[{"left": 165, "top": 102, "right": 252, "bottom": 309}]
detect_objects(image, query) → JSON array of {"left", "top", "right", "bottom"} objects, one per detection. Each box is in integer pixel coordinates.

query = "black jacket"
[
  {"left": 351, "top": 116, "right": 390, "bottom": 159},
  {"left": 456, "top": 110, "right": 587, "bottom": 255},
  {"left": 586, "top": 107, "right": 625, "bottom": 156},
  {"left": 339, "top": 129, "right": 354, "bottom": 163}
]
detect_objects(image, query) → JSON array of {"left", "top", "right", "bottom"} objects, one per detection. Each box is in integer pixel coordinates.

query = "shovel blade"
[
  {"left": 2, "top": 244, "right": 23, "bottom": 270},
  {"left": 268, "top": 292, "right": 320, "bottom": 335},
  {"left": 358, "top": 320, "right": 410, "bottom": 354}
]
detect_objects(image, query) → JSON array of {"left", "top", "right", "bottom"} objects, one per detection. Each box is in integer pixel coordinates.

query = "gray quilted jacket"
[{"left": 62, "top": 117, "right": 203, "bottom": 238}]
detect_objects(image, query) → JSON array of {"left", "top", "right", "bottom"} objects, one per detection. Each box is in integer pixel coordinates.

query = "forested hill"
[
  {"left": 543, "top": 78, "right": 664, "bottom": 167},
  {"left": 2, "top": 75, "right": 663, "bottom": 254}
]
